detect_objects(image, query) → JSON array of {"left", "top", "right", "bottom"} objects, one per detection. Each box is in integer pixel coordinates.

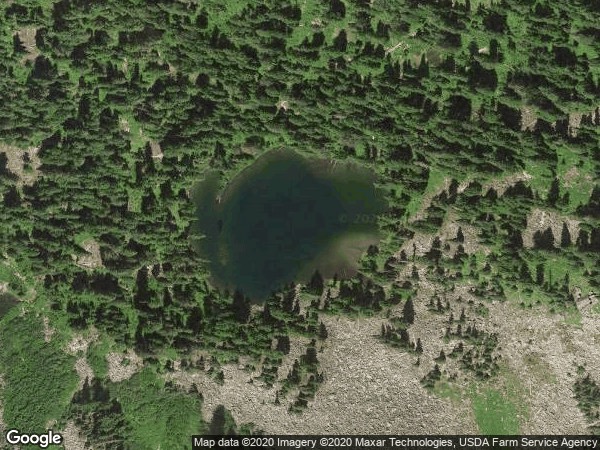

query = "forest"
[{"left": 0, "top": 0, "right": 598, "bottom": 446}]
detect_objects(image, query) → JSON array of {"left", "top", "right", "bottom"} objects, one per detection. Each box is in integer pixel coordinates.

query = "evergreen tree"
[
  {"left": 333, "top": 30, "right": 347, "bottom": 52},
  {"left": 318, "top": 322, "right": 328, "bottom": 339},
  {"left": 578, "top": 186, "right": 600, "bottom": 217},
  {"left": 0, "top": 153, "right": 10, "bottom": 177},
  {"left": 547, "top": 177, "right": 560, "bottom": 206},
  {"left": 468, "top": 40, "right": 479, "bottom": 57},
  {"left": 402, "top": 298, "right": 415, "bottom": 325},
  {"left": 415, "top": 338, "right": 423, "bottom": 354},
  {"left": 417, "top": 54, "right": 429, "bottom": 78},
  {"left": 232, "top": 289, "right": 250, "bottom": 323},
  {"left": 276, "top": 335, "right": 291, "bottom": 354},
  {"left": 577, "top": 229, "right": 589, "bottom": 251},
  {"left": 435, "top": 350, "right": 446, "bottom": 362},
  {"left": 304, "top": 341, "right": 319, "bottom": 365},
  {"left": 13, "top": 33, "right": 26, "bottom": 54},
  {"left": 489, "top": 38, "right": 501, "bottom": 61},
  {"left": 590, "top": 228, "right": 600, "bottom": 252},
  {"left": 533, "top": 227, "right": 555, "bottom": 250},
  {"left": 330, "top": 0, "right": 346, "bottom": 18},
  {"left": 536, "top": 264, "right": 545, "bottom": 285},
  {"left": 307, "top": 269, "right": 324, "bottom": 295},
  {"left": 560, "top": 223, "right": 571, "bottom": 247},
  {"left": 426, "top": 237, "right": 442, "bottom": 263},
  {"left": 208, "top": 405, "right": 237, "bottom": 435},
  {"left": 3, "top": 186, "right": 21, "bottom": 207}
]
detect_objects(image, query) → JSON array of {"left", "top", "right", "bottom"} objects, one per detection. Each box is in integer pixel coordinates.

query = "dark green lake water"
[{"left": 193, "top": 150, "right": 387, "bottom": 300}]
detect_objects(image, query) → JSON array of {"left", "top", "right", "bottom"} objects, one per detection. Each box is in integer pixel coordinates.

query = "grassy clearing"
[
  {"left": 74, "top": 232, "right": 95, "bottom": 247},
  {"left": 471, "top": 387, "right": 519, "bottom": 435},
  {"left": 87, "top": 338, "right": 111, "bottom": 379},
  {"left": 434, "top": 379, "right": 463, "bottom": 403},
  {"left": 405, "top": 167, "right": 446, "bottom": 219},
  {"left": 555, "top": 144, "right": 596, "bottom": 213},
  {"left": 112, "top": 368, "right": 206, "bottom": 449}
]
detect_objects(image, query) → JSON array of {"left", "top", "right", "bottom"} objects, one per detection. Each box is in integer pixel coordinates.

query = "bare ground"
[
  {"left": 165, "top": 196, "right": 599, "bottom": 434},
  {"left": 150, "top": 141, "right": 164, "bottom": 161},
  {"left": 66, "top": 329, "right": 99, "bottom": 355},
  {"left": 106, "top": 349, "right": 143, "bottom": 383},
  {"left": 488, "top": 301, "right": 595, "bottom": 433},
  {"left": 399, "top": 209, "right": 488, "bottom": 262},
  {"left": 43, "top": 316, "right": 55, "bottom": 342},
  {"left": 520, "top": 106, "right": 537, "bottom": 131},
  {"left": 167, "top": 312, "right": 478, "bottom": 434},
  {"left": 522, "top": 208, "right": 579, "bottom": 249},
  {"left": 17, "top": 27, "right": 39, "bottom": 63},
  {"left": 74, "top": 239, "right": 104, "bottom": 270},
  {"left": 482, "top": 171, "right": 532, "bottom": 197},
  {"left": 0, "top": 144, "right": 41, "bottom": 185},
  {"left": 62, "top": 421, "right": 89, "bottom": 450},
  {"left": 75, "top": 357, "right": 95, "bottom": 389}
]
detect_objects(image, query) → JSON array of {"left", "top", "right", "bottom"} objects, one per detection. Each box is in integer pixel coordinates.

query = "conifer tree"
[
  {"left": 547, "top": 177, "right": 560, "bottom": 206},
  {"left": 560, "top": 223, "right": 571, "bottom": 247},
  {"left": 402, "top": 298, "right": 415, "bottom": 325}
]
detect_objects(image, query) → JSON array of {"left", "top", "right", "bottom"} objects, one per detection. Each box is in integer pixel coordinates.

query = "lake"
[{"left": 192, "top": 150, "right": 387, "bottom": 300}]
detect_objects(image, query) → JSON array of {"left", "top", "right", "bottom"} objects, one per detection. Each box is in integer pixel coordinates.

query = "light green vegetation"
[
  {"left": 434, "top": 379, "right": 463, "bottom": 403},
  {"left": 0, "top": 313, "right": 77, "bottom": 431},
  {"left": 405, "top": 168, "right": 446, "bottom": 219},
  {"left": 471, "top": 388, "right": 520, "bottom": 435},
  {"left": 112, "top": 369, "right": 206, "bottom": 449}
]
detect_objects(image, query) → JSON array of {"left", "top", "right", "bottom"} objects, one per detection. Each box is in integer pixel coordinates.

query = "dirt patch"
[
  {"left": 482, "top": 171, "right": 532, "bottom": 197},
  {"left": 439, "top": 209, "right": 487, "bottom": 256},
  {"left": 119, "top": 117, "right": 130, "bottom": 133},
  {"left": 567, "top": 105, "right": 599, "bottom": 137},
  {"left": 276, "top": 100, "right": 289, "bottom": 112},
  {"left": 43, "top": 316, "right": 54, "bottom": 342},
  {"left": 522, "top": 208, "right": 579, "bottom": 249},
  {"left": 150, "top": 141, "right": 163, "bottom": 161},
  {"left": 66, "top": 329, "right": 99, "bottom": 355},
  {"left": 561, "top": 166, "right": 593, "bottom": 190},
  {"left": 521, "top": 106, "right": 537, "bottom": 131},
  {"left": 106, "top": 349, "right": 143, "bottom": 383},
  {"left": 398, "top": 209, "right": 487, "bottom": 262},
  {"left": 572, "top": 288, "right": 598, "bottom": 316},
  {"left": 62, "top": 421, "right": 89, "bottom": 450},
  {"left": 276, "top": 335, "right": 310, "bottom": 384},
  {"left": 74, "top": 239, "right": 103, "bottom": 270},
  {"left": 568, "top": 112, "right": 583, "bottom": 137},
  {"left": 385, "top": 41, "right": 409, "bottom": 55},
  {"left": 0, "top": 144, "right": 41, "bottom": 186},
  {"left": 75, "top": 357, "right": 94, "bottom": 389},
  {"left": 17, "top": 27, "right": 38, "bottom": 63},
  {"left": 562, "top": 167, "right": 581, "bottom": 188}
]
